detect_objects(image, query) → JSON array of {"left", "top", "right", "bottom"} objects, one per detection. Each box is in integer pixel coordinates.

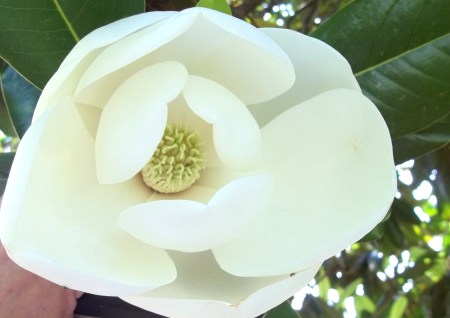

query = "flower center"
[{"left": 141, "top": 122, "right": 206, "bottom": 193}]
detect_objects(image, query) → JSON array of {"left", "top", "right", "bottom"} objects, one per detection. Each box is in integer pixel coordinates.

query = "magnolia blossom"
[{"left": 0, "top": 7, "right": 396, "bottom": 318}]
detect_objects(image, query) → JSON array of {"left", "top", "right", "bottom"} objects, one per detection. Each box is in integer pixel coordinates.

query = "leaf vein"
[
  {"left": 355, "top": 34, "right": 450, "bottom": 77},
  {"left": 51, "top": 0, "right": 80, "bottom": 42}
]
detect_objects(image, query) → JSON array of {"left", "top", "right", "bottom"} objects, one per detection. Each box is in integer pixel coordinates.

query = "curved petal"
[
  {"left": 34, "top": 51, "right": 102, "bottom": 121},
  {"left": 214, "top": 89, "right": 396, "bottom": 276},
  {"left": 95, "top": 62, "right": 188, "bottom": 184},
  {"left": 74, "top": 10, "right": 198, "bottom": 106},
  {"left": 75, "top": 8, "right": 294, "bottom": 107},
  {"left": 167, "top": 95, "right": 222, "bottom": 168},
  {"left": 0, "top": 99, "right": 176, "bottom": 295},
  {"left": 34, "top": 11, "right": 174, "bottom": 120},
  {"left": 118, "top": 174, "right": 273, "bottom": 252},
  {"left": 63, "top": 11, "right": 175, "bottom": 66},
  {"left": 183, "top": 76, "right": 261, "bottom": 170},
  {"left": 184, "top": 8, "right": 295, "bottom": 104},
  {"left": 249, "top": 28, "right": 361, "bottom": 127},
  {"left": 122, "top": 252, "right": 321, "bottom": 318}
]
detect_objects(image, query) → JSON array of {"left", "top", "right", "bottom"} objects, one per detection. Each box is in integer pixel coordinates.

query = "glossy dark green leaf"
[
  {"left": 393, "top": 114, "right": 450, "bottom": 164},
  {"left": 197, "top": 0, "right": 232, "bottom": 15},
  {"left": 0, "top": 151, "right": 14, "bottom": 195},
  {"left": 0, "top": 90, "right": 16, "bottom": 137},
  {"left": 360, "top": 222, "right": 385, "bottom": 242},
  {"left": 391, "top": 199, "right": 421, "bottom": 225},
  {"left": 312, "top": 0, "right": 450, "bottom": 139},
  {"left": 383, "top": 218, "right": 405, "bottom": 249},
  {"left": 1, "top": 66, "right": 41, "bottom": 138},
  {"left": 0, "top": 60, "right": 16, "bottom": 136},
  {"left": 264, "top": 301, "right": 300, "bottom": 318},
  {"left": 0, "top": 0, "right": 145, "bottom": 89}
]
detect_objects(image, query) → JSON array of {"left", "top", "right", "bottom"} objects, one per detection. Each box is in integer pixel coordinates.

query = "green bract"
[{"left": 0, "top": 8, "right": 396, "bottom": 318}]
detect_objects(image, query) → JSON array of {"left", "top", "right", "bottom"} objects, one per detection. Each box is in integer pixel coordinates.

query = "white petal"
[
  {"left": 95, "top": 61, "right": 188, "bottom": 184},
  {"left": 118, "top": 174, "right": 272, "bottom": 252},
  {"left": 122, "top": 252, "right": 321, "bottom": 318},
  {"left": 74, "top": 10, "right": 198, "bottom": 106},
  {"left": 167, "top": 95, "right": 222, "bottom": 168},
  {"left": 183, "top": 76, "right": 261, "bottom": 170},
  {"left": 183, "top": 8, "right": 295, "bottom": 104},
  {"left": 34, "top": 11, "right": 174, "bottom": 120},
  {"left": 249, "top": 28, "right": 361, "bottom": 126},
  {"left": 195, "top": 166, "right": 245, "bottom": 190},
  {"left": 0, "top": 99, "right": 176, "bottom": 295},
  {"left": 63, "top": 11, "right": 175, "bottom": 66},
  {"left": 214, "top": 89, "right": 396, "bottom": 276},
  {"left": 34, "top": 53, "right": 101, "bottom": 121},
  {"left": 75, "top": 8, "right": 294, "bottom": 107}
]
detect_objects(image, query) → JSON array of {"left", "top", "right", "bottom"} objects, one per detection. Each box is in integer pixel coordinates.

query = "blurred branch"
[
  {"left": 146, "top": 0, "right": 196, "bottom": 11},
  {"left": 232, "top": 0, "right": 266, "bottom": 19}
]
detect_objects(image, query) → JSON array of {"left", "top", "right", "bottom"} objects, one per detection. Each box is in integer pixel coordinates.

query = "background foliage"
[{"left": 0, "top": 0, "right": 449, "bottom": 317}]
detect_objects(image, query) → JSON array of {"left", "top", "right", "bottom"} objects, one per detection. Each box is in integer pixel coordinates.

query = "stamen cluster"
[{"left": 141, "top": 123, "right": 205, "bottom": 193}]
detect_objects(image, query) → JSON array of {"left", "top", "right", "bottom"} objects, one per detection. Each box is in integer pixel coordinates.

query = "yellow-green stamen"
[{"left": 141, "top": 123, "right": 206, "bottom": 193}]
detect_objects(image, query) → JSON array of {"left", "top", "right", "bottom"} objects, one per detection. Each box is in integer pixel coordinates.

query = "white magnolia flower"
[{"left": 0, "top": 7, "right": 396, "bottom": 318}]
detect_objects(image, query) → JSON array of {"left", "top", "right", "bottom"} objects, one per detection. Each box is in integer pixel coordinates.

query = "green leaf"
[
  {"left": 318, "top": 276, "right": 331, "bottom": 299},
  {"left": 1, "top": 66, "right": 41, "bottom": 138},
  {"left": 0, "top": 60, "right": 16, "bottom": 136},
  {"left": 391, "top": 199, "right": 421, "bottom": 225},
  {"left": 389, "top": 295, "right": 408, "bottom": 318},
  {"left": 0, "top": 151, "right": 14, "bottom": 195},
  {"left": 383, "top": 218, "right": 406, "bottom": 249},
  {"left": 0, "top": 90, "right": 16, "bottom": 137},
  {"left": 264, "top": 301, "right": 300, "bottom": 318},
  {"left": 360, "top": 222, "right": 385, "bottom": 242},
  {"left": 337, "top": 278, "right": 363, "bottom": 308},
  {"left": 393, "top": 114, "right": 450, "bottom": 164},
  {"left": 197, "top": 0, "right": 231, "bottom": 15},
  {"left": 0, "top": 0, "right": 145, "bottom": 89},
  {"left": 312, "top": 0, "right": 450, "bottom": 140},
  {"left": 354, "top": 296, "right": 376, "bottom": 316}
]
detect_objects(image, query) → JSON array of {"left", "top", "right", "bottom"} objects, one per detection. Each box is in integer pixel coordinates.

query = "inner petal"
[
  {"left": 168, "top": 95, "right": 222, "bottom": 168},
  {"left": 74, "top": 8, "right": 294, "bottom": 108},
  {"left": 74, "top": 11, "right": 197, "bottom": 106},
  {"left": 183, "top": 75, "right": 261, "bottom": 171},
  {"left": 118, "top": 174, "right": 273, "bottom": 252},
  {"left": 95, "top": 61, "right": 188, "bottom": 184}
]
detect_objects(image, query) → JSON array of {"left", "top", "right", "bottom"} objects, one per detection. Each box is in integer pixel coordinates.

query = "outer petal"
[
  {"left": 185, "top": 8, "right": 294, "bottom": 104},
  {"left": 214, "top": 89, "right": 396, "bottom": 276},
  {"left": 183, "top": 75, "right": 261, "bottom": 170},
  {"left": 249, "top": 28, "right": 361, "bottom": 127},
  {"left": 34, "top": 11, "right": 174, "bottom": 120},
  {"left": 95, "top": 62, "right": 188, "bottom": 184},
  {"left": 122, "top": 252, "right": 321, "bottom": 318},
  {"left": 0, "top": 99, "right": 176, "bottom": 295},
  {"left": 118, "top": 174, "right": 272, "bottom": 252},
  {"left": 75, "top": 7, "right": 294, "bottom": 107}
]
